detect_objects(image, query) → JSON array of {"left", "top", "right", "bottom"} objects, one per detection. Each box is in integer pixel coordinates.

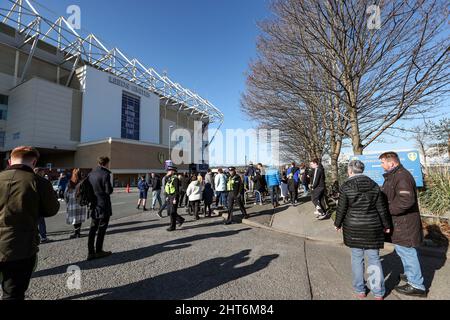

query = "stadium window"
[
  {"left": 0, "top": 94, "right": 8, "bottom": 106},
  {"left": 0, "top": 131, "right": 4, "bottom": 148},
  {"left": 0, "top": 109, "right": 6, "bottom": 120},
  {"left": 121, "top": 92, "right": 140, "bottom": 141}
]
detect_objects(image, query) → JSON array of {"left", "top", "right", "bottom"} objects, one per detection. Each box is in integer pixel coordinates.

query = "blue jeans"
[
  {"left": 38, "top": 216, "right": 47, "bottom": 240},
  {"left": 152, "top": 190, "right": 162, "bottom": 209},
  {"left": 302, "top": 184, "right": 309, "bottom": 194},
  {"left": 215, "top": 191, "right": 227, "bottom": 208},
  {"left": 351, "top": 248, "right": 385, "bottom": 298},
  {"left": 394, "top": 245, "right": 426, "bottom": 291}
]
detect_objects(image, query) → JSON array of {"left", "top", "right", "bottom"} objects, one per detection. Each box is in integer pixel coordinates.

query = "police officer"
[
  {"left": 225, "top": 167, "right": 249, "bottom": 225},
  {"left": 165, "top": 166, "right": 185, "bottom": 232}
]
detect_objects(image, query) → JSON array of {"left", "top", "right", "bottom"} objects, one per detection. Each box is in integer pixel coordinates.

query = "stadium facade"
[{"left": 0, "top": 0, "right": 223, "bottom": 186}]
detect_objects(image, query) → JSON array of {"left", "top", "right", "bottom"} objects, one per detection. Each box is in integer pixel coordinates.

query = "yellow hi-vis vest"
[
  {"left": 227, "top": 177, "right": 235, "bottom": 192},
  {"left": 165, "top": 177, "right": 176, "bottom": 195}
]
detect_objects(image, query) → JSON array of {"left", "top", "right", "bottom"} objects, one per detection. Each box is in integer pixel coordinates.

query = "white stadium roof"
[{"left": 0, "top": 0, "right": 224, "bottom": 126}]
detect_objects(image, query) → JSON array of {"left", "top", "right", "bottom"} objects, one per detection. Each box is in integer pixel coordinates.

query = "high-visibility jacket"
[
  {"left": 227, "top": 175, "right": 243, "bottom": 196},
  {"left": 165, "top": 176, "right": 178, "bottom": 195}
]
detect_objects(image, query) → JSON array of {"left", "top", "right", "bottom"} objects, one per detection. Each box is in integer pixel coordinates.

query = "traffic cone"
[{"left": 126, "top": 184, "right": 130, "bottom": 193}]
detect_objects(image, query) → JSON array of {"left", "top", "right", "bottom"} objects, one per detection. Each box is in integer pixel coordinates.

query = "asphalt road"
[{"left": 12, "top": 195, "right": 450, "bottom": 300}]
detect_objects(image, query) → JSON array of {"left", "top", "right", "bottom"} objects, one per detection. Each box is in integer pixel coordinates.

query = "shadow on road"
[
  {"left": 381, "top": 228, "right": 448, "bottom": 297},
  {"left": 64, "top": 249, "right": 279, "bottom": 300},
  {"left": 32, "top": 228, "right": 252, "bottom": 279}
]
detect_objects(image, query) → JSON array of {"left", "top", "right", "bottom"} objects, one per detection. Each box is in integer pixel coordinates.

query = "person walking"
[
  {"left": 203, "top": 183, "right": 215, "bottom": 217},
  {"left": 205, "top": 169, "right": 215, "bottom": 190},
  {"left": 57, "top": 172, "right": 69, "bottom": 200},
  {"left": 33, "top": 168, "right": 52, "bottom": 243},
  {"left": 310, "top": 159, "right": 327, "bottom": 220},
  {"left": 380, "top": 152, "right": 427, "bottom": 297},
  {"left": 149, "top": 173, "right": 162, "bottom": 211},
  {"left": 65, "top": 168, "right": 88, "bottom": 239},
  {"left": 137, "top": 176, "right": 150, "bottom": 211},
  {"left": 0, "top": 146, "right": 59, "bottom": 300},
  {"left": 225, "top": 167, "right": 249, "bottom": 225},
  {"left": 165, "top": 166, "right": 185, "bottom": 232},
  {"left": 87, "top": 156, "right": 114, "bottom": 261},
  {"left": 300, "top": 163, "right": 310, "bottom": 196},
  {"left": 180, "top": 173, "right": 190, "bottom": 208},
  {"left": 287, "top": 162, "right": 300, "bottom": 204},
  {"left": 245, "top": 162, "right": 256, "bottom": 192},
  {"left": 265, "top": 167, "right": 281, "bottom": 208},
  {"left": 334, "top": 160, "right": 392, "bottom": 300},
  {"left": 253, "top": 172, "right": 266, "bottom": 205},
  {"left": 186, "top": 175, "right": 204, "bottom": 220},
  {"left": 280, "top": 173, "right": 289, "bottom": 204},
  {"left": 157, "top": 173, "right": 169, "bottom": 218},
  {"left": 214, "top": 168, "right": 227, "bottom": 209}
]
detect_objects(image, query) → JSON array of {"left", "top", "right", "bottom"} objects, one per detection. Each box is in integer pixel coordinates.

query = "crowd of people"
[{"left": 0, "top": 146, "right": 428, "bottom": 300}]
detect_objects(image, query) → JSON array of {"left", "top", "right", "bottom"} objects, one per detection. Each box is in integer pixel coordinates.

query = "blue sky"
[
  {"left": 30, "top": 0, "right": 270, "bottom": 132},
  {"left": 28, "top": 0, "right": 447, "bottom": 164}
]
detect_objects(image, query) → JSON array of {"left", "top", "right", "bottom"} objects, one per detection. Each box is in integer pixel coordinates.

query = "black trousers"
[
  {"left": 74, "top": 223, "right": 82, "bottom": 235},
  {"left": 312, "top": 188, "right": 326, "bottom": 214},
  {"left": 179, "top": 191, "right": 186, "bottom": 207},
  {"left": 204, "top": 203, "right": 212, "bottom": 216},
  {"left": 88, "top": 216, "right": 110, "bottom": 254},
  {"left": 190, "top": 200, "right": 201, "bottom": 218},
  {"left": 0, "top": 255, "right": 37, "bottom": 300},
  {"left": 168, "top": 196, "right": 184, "bottom": 229},
  {"left": 227, "top": 193, "right": 247, "bottom": 222}
]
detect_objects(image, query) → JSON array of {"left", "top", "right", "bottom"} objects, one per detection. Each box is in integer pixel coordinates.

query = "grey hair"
[{"left": 348, "top": 160, "right": 365, "bottom": 174}]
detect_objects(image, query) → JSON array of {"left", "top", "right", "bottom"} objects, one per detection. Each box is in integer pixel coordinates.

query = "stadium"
[{"left": 0, "top": 0, "right": 223, "bottom": 186}]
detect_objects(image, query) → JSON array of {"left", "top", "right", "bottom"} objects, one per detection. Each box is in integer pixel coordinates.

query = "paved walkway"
[{"left": 2, "top": 198, "right": 448, "bottom": 300}]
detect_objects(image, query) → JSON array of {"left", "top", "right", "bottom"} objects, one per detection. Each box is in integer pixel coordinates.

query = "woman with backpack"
[{"left": 65, "top": 168, "right": 88, "bottom": 239}]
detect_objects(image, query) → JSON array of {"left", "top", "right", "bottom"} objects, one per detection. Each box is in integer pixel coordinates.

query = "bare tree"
[{"left": 256, "top": 0, "right": 449, "bottom": 155}]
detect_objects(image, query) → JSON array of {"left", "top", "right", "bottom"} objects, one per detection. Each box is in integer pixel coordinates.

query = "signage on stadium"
[{"left": 108, "top": 76, "right": 151, "bottom": 98}]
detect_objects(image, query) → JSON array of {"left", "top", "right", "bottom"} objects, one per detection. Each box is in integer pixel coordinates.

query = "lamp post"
[{"left": 168, "top": 125, "right": 174, "bottom": 160}]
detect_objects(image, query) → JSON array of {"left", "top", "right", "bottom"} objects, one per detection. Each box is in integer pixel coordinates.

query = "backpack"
[{"left": 77, "top": 176, "right": 97, "bottom": 209}]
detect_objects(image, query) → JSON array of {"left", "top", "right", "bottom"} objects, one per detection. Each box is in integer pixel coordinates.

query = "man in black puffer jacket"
[{"left": 334, "top": 160, "right": 391, "bottom": 300}]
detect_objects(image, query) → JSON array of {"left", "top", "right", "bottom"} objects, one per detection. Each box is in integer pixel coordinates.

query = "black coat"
[
  {"left": 203, "top": 184, "right": 215, "bottom": 205},
  {"left": 181, "top": 176, "right": 190, "bottom": 192},
  {"left": 150, "top": 176, "right": 161, "bottom": 191},
  {"left": 334, "top": 175, "right": 391, "bottom": 250},
  {"left": 312, "top": 165, "right": 326, "bottom": 191},
  {"left": 253, "top": 174, "right": 265, "bottom": 192},
  {"left": 89, "top": 166, "right": 114, "bottom": 219}
]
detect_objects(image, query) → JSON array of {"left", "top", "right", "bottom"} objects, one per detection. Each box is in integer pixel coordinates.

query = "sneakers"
[
  {"left": 156, "top": 211, "right": 163, "bottom": 218},
  {"left": 394, "top": 284, "right": 427, "bottom": 298},
  {"left": 317, "top": 213, "right": 329, "bottom": 220},
  {"left": 355, "top": 292, "right": 367, "bottom": 299}
]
